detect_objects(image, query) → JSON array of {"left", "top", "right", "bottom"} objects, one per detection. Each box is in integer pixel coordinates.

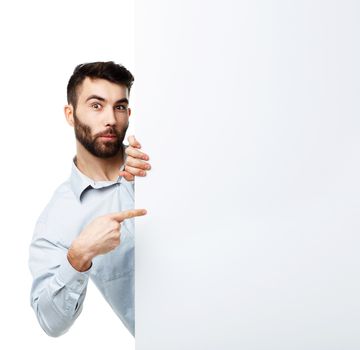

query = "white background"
[
  {"left": 0, "top": 0, "right": 135, "bottom": 348},
  {"left": 1, "top": 1, "right": 360, "bottom": 349},
  {"left": 135, "top": 1, "right": 360, "bottom": 349}
]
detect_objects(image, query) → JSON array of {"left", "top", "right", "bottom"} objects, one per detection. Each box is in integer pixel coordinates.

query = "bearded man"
[{"left": 28, "top": 61, "right": 151, "bottom": 337}]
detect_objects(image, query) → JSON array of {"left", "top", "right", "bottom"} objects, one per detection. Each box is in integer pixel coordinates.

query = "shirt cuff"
[{"left": 57, "top": 254, "right": 91, "bottom": 292}]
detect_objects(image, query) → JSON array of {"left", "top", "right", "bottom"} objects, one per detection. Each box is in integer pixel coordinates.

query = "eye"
[
  {"left": 91, "top": 103, "right": 102, "bottom": 110},
  {"left": 115, "top": 105, "right": 128, "bottom": 111}
]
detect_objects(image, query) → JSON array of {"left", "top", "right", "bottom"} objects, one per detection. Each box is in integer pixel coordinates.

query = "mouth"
[{"left": 99, "top": 134, "right": 117, "bottom": 140}]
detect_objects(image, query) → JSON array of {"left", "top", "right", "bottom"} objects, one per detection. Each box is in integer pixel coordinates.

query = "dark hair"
[{"left": 67, "top": 61, "right": 134, "bottom": 108}]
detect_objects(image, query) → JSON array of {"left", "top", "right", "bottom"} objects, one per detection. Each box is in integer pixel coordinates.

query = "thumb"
[{"left": 128, "top": 135, "right": 141, "bottom": 148}]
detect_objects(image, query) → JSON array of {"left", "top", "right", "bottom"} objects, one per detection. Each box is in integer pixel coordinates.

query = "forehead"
[{"left": 76, "top": 77, "right": 129, "bottom": 102}]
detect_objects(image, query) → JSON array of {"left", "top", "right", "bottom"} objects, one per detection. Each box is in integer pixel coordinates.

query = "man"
[{"left": 28, "top": 61, "right": 150, "bottom": 337}]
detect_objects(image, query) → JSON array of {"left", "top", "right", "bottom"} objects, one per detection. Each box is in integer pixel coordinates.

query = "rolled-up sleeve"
[{"left": 29, "top": 218, "right": 90, "bottom": 337}]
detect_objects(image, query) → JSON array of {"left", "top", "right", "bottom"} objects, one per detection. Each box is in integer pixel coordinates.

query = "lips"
[{"left": 99, "top": 134, "right": 117, "bottom": 138}]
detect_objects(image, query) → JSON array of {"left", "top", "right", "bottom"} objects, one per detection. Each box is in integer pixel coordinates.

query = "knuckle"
[
  {"left": 126, "top": 158, "right": 135, "bottom": 166},
  {"left": 98, "top": 216, "right": 108, "bottom": 224},
  {"left": 110, "top": 234, "right": 120, "bottom": 245},
  {"left": 112, "top": 223, "right": 120, "bottom": 231}
]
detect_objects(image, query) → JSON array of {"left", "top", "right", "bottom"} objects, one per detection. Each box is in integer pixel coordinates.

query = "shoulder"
[
  {"left": 33, "top": 179, "right": 79, "bottom": 240},
  {"left": 38, "top": 180, "right": 75, "bottom": 220},
  {"left": 31, "top": 176, "right": 87, "bottom": 248}
]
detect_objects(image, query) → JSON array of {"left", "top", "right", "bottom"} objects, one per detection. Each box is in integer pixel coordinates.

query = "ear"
[
  {"left": 64, "top": 104, "right": 75, "bottom": 127},
  {"left": 128, "top": 107, "right": 132, "bottom": 117}
]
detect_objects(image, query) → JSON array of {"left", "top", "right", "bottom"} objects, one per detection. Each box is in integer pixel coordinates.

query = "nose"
[{"left": 103, "top": 106, "right": 117, "bottom": 127}]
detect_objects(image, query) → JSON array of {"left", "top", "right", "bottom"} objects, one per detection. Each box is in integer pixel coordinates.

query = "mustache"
[{"left": 95, "top": 128, "right": 119, "bottom": 138}]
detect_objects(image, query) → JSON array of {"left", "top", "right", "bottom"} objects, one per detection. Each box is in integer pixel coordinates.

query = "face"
[{"left": 67, "top": 77, "right": 131, "bottom": 158}]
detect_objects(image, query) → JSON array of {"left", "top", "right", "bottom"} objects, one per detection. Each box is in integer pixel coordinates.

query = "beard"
[{"left": 73, "top": 112, "right": 128, "bottom": 158}]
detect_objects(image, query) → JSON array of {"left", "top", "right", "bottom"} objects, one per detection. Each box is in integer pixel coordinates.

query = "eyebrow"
[{"left": 85, "top": 95, "right": 129, "bottom": 104}]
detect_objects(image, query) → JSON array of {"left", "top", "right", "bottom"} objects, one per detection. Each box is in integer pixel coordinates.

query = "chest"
[{"left": 54, "top": 183, "right": 135, "bottom": 281}]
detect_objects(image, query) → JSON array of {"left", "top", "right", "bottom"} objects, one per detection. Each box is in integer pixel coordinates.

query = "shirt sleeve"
[{"left": 28, "top": 218, "right": 91, "bottom": 337}]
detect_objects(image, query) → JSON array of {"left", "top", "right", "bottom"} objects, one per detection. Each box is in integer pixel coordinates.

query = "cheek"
[
  {"left": 116, "top": 121, "right": 129, "bottom": 133},
  {"left": 75, "top": 116, "right": 97, "bottom": 136},
  {"left": 78, "top": 113, "right": 97, "bottom": 129},
  {"left": 117, "top": 115, "right": 130, "bottom": 126}
]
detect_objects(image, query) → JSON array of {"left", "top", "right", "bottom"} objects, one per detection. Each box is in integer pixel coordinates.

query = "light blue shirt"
[{"left": 28, "top": 146, "right": 135, "bottom": 337}]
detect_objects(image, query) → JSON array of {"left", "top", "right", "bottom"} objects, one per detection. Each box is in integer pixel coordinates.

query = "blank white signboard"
[{"left": 134, "top": 1, "right": 360, "bottom": 349}]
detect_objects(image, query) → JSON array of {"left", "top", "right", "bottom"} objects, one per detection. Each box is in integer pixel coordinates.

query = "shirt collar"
[{"left": 70, "top": 145, "right": 128, "bottom": 202}]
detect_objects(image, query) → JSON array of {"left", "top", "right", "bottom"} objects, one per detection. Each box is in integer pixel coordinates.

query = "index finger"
[
  {"left": 109, "top": 208, "right": 147, "bottom": 222},
  {"left": 125, "top": 146, "right": 149, "bottom": 160}
]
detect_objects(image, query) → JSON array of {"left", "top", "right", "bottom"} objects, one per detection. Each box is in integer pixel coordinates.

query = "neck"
[{"left": 75, "top": 142, "right": 125, "bottom": 181}]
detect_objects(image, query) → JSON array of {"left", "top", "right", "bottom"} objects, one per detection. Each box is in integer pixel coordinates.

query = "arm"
[
  {"left": 29, "top": 219, "right": 90, "bottom": 337},
  {"left": 29, "top": 208, "right": 146, "bottom": 337}
]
